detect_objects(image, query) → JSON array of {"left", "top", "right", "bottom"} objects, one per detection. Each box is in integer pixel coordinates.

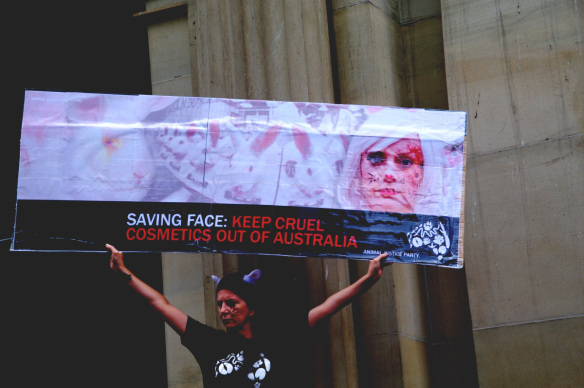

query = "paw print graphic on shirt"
[
  {"left": 215, "top": 351, "right": 244, "bottom": 376},
  {"left": 247, "top": 353, "right": 271, "bottom": 388}
]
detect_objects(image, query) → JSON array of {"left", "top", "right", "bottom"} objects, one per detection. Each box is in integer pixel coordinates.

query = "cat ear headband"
[{"left": 211, "top": 269, "right": 262, "bottom": 286}]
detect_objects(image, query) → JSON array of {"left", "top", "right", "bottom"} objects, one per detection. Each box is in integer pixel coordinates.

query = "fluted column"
[
  {"left": 145, "top": 1, "right": 356, "bottom": 386},
  {"left": 331, "top": 1, "right": 477, "bottom": 387}
]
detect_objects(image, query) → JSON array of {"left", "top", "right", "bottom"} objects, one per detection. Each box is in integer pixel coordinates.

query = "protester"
[{"left": 106, "top": 243, "right": 388, "bottom": 387}]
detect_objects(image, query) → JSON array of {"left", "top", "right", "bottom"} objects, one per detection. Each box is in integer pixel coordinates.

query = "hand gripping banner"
[{"left": 13, "top": 91, "right": 467, "bottom": 267}]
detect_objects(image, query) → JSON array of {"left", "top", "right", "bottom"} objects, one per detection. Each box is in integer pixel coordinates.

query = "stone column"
[
  {"left": 332, "top": 1, "right": 478, "bottom": 387},
  {"left": 144, "top": 1, "right": 359, "bottom": 387}
]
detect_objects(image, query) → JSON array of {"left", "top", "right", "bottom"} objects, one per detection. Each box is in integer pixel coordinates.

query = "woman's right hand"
[{"left": 106, "top": 243, "right": 126, "bottom": 273}]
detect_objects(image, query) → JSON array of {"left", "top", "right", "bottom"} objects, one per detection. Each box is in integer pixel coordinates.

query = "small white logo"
[{"left": 407, "top": 221, "right": 450, "bottom": 261}]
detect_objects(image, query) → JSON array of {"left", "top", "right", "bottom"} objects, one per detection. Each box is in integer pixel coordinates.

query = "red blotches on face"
[{"left": 359, "top": 135, "right": 424, "bottom": 213}]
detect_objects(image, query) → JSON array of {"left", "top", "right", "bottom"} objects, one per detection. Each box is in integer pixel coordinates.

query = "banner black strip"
[{"left": 13, "top": 200, "right": 461, "bottom": 267}]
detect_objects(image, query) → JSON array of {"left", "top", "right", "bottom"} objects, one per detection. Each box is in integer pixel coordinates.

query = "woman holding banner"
[{"left": 106, "top": 244, "right": 388, "bottom": 387}]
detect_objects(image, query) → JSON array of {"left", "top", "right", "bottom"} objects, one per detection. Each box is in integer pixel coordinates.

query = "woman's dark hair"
[{"left": 215, "top": 271, "right": 261, "bottom": 310}]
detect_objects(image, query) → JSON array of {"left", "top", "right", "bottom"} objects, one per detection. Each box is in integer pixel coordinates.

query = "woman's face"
[
  {"left": 359, "top": 135, "right": 424, "bottom": 213},
  {"left": 217, "top": 289, "right": 254, "bottom": 331}
]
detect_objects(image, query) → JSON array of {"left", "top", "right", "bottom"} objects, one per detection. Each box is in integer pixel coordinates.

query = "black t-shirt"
[{"left": 181, "top": 316, "right": 312, "bottom": 387}]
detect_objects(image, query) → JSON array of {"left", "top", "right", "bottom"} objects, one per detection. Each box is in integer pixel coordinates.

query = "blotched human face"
[
  {"left": 359, "top": 136, "right": 423, "bottom": 213},
  {"left": 217, "top": 289, "right": 254, "bottom": 332}
]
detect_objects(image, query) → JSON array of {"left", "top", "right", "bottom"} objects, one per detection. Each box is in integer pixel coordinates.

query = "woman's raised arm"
[
  {"left": 107, "top": 244, "right": 188, "bottom": 335},
  {"left": 308, "top": 252, "right": 389, "bottom": 327}
]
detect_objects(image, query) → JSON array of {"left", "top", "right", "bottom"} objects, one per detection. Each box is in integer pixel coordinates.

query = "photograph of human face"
[{"left": 359, "top": 135, "right": 424, "bottom": 213}]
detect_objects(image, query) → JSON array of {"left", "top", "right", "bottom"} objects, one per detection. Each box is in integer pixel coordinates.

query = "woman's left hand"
[{"left": 367, "top": 252, "right": 390, "bottom": 281}]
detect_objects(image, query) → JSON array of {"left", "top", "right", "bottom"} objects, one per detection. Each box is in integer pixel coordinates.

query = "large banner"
[{"left": 13, "top": 91, "right": 466, "bottom": 267}]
